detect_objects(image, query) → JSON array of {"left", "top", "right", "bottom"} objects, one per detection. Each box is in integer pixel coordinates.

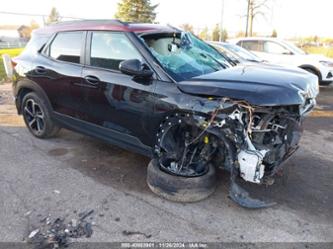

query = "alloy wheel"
[{"left": 23, "top": 98, "right": 45, "bottom": 135}]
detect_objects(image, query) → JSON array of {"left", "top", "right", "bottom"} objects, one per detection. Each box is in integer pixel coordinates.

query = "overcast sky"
[{"left": 1, "top": 0, "right": 332, "bottom": 38}]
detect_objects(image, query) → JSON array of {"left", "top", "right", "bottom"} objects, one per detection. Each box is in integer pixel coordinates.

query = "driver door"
[
  {"left": 261, "top": 41, "right": 294, "bottom": 65},
  {"left": 79, "top": 31, "right": 156, "bottom": 147}
]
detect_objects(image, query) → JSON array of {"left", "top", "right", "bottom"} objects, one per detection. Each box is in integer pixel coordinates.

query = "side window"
[
  {"left": 264, "top": 41, "right": 290, "bottom": 54},
  {"left": 49, "top": 31, "right": 83, "bottom": 64},
  {"left": 241, "top": 40, "right": 262, "bottom": 52},
  {"left": 90, "top": 31, "right": 142, "bottom": 71}
]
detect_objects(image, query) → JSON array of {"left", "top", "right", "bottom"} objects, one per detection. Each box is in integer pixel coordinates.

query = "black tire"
[
  {"left": 147, "top": 159, "right": 217, "bottom": 202},
  {"left": 22, "top": 92, "right": 60, "bottom": 138},
  {"left": 303, "top": 68, "right": 322, "bottom": 81},
  {"left": 319, "top": 81, "right": 332, "bottom": 86}
]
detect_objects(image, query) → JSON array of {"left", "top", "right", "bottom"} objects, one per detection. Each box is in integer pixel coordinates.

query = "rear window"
[
  {"left": 49, "top": 31, "right": 83, "bottom": 64},
  {"left": 20, "top": 33, "right": 50, "bottom": 56}
]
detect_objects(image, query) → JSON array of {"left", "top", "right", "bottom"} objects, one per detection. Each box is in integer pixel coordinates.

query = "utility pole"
[
  {"left": 245, "top": 0, "right": 250, "bottom": 37},
  {"left": 219, "top": 0, "right": 225, "bottom": 41}
]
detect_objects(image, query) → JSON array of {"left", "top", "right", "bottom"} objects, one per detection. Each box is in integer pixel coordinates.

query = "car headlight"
[{"left": 319, "top": 60, "right": 333, "bottom": 67}]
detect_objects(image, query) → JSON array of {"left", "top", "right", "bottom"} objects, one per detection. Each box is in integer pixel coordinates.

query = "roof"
[{"left": 34, "top": 19, "right": 178, "bottom": 35}]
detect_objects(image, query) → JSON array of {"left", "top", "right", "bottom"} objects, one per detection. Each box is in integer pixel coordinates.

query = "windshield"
[
  {"left": 209, "top": 42, "right": 241, "bottom": 63},
  {"left": 142, "top": 32, "right": 230, "bottom": 81},
  {"left": 223, "top": 43, "right": 262, "bottom": 62}
]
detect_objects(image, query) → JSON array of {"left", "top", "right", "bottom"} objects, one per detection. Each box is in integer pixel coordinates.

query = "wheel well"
[
  {"left": 17, "top": 87, "right": 33, "bottom": 114},
  {"left": 299, "top": 65, "right": 322, "bottom": 81}
]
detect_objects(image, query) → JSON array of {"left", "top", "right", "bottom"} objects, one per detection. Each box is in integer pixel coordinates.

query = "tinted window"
[
  {"left": 264, "top": 41, "right": 290, "bottom": 54},
  {"left": 49, "top": 32, "right": 83, "bottom": 63},
  {"left": 90, "top": 32, "right": 141, "bottom": 71},
  {"left": 240, "top": 40, "right": 262, "bottom": 52}
]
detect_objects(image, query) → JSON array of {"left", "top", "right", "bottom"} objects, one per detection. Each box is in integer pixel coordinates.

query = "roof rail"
[{"left": 49, "top": 19, "right": 128, "bottom": 27}]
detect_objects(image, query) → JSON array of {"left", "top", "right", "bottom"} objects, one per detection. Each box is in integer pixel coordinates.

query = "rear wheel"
[{"left": 22, "top": 92, "right": 60, "bottom": 138}]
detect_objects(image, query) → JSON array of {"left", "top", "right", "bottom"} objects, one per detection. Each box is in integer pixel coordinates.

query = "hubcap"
[{"left": 24, "top": 99, "right": 45, "bottom": 135}]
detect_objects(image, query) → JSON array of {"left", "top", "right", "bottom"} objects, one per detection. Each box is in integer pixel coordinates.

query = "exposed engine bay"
[{"left": 154, "top": 98, "right": 311, "bottom": 208}]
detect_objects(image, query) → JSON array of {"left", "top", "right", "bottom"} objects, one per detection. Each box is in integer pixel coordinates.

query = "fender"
[{"left": 14, "top": 79, "right": 53, "bottom": 115}]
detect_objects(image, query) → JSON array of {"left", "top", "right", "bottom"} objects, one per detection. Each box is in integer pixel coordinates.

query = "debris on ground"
[
  {"left": 27, "top": 209, "right": 94, "bottom": 249},
  {"left": 53, "top": 190, "right": 61, "bottom": 195}
]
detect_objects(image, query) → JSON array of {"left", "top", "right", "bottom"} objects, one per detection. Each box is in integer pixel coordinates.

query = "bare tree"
[
  {"left": 179, "top": 23, "right": 194, "bottom": 33},
  {"left": 245, "top": 0, "right": 271, "bottom": 36}
]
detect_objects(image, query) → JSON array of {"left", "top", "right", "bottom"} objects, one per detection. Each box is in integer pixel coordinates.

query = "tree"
[
  {"left": 212, "top": 24, "right": 220, "bottom": 41},
  {"left": 221, "top": 29, "right": 228, "bottom": 41},
  {"left": 17, "top": 25, "right": 32, "bottom": 40},
  {"left": 115, "top": 0, "right": 158, "bottom": 23},
  {"left": 245, "top": 0, "right": 271, "bottom": 36},
  {"left": 271, "top": 29, "right": 277, "bottom": 38},
  {"left": 198, "top": 27, "right": 210, "bottom": 40},
  {"left": 17, "top": 20, "right": 40, "bottom": 40},
  {"left": 30, "top": 20, "right": 40, "bottom": 30},
  {"left": 180, "top": 23, "right": 194, "bottom": 33},
  {"left": 236, "top": 31, "right": 246, "bottom": 38},
  {"left": 46, "top": 7, "right": 61, "bottom": 25}
]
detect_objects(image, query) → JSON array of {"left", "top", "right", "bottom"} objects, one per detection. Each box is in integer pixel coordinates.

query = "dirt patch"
[
  {"left": 0, "top": 85, "right": 13, "bottom": 105},
  {"left": 0, "top": 114, "right": 24, "bottom": 126}
]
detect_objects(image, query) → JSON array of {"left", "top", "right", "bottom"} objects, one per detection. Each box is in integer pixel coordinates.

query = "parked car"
[
  {"left": 11, "top": 20, "right": 319, "bottom": 208},
  {"left": 230, "top": 37, "right": 333, "bottom": 85},
  {"left": 209, "top": 41, "right": 264, "bottom": 64}
]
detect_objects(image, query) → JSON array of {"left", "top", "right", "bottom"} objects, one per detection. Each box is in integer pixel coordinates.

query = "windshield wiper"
[{"left": 200, "top": 53, "right": 230, "bottom": 70}]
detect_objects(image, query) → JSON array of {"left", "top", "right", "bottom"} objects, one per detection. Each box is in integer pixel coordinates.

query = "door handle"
[
  {"left": 35, "top": 66, "right": 47, "bottom": 74},
  {"left": 84, "top": 75, "right": 100, "bottom": 85}
]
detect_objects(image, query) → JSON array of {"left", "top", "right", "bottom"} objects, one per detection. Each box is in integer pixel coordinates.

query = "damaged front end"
[{"left": 154, "top": 97, "right": 312, "bottom": 208}]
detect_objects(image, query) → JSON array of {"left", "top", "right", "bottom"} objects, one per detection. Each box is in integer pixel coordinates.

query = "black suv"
[{"left": 12, "top": 20, "right": 318, "bottom": 208}]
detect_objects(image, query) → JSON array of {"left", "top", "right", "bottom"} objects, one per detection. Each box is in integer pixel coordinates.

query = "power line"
[{"left": 0, "top": 11, "right": 85, "bottom": 20}]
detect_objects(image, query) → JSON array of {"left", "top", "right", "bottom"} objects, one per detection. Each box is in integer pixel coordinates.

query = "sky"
[{"left": 0, "top": 0, "right": 332, "bottom": 38}]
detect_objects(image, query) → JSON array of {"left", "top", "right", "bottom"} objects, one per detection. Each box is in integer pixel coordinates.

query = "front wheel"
[
  {"left": 147, "top": 114, "right": 219, "bottom": 202},
  {"left": 22, "top": 92, "right": 60, "bottom": 138},
  {"left": 147, "top": 159, "right": 217, "bottom": 202}
]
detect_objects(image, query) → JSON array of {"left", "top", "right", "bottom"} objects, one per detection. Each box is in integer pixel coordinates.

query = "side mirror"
[{"left": 119, "top": 59, "right": 153, "bottom": 78}]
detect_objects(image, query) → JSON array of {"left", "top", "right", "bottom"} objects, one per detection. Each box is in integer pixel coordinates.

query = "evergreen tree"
[
  {"left": 46, "top": 7, "right": 61, "bottom": 25},
  {"left": 115, "top": 0, "right": 158, "bottom": 23}
]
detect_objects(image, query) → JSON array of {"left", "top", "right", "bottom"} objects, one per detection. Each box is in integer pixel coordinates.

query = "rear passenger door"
[
  {"left": 80, "top": 31, "right": 156, "bottom": 147},
  {"left": 37, "top": 31, "right": 86, "bottom": 117}
]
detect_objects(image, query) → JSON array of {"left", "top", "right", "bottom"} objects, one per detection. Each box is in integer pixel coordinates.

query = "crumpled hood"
[{"left": 178, "top": 64, "right": 319, "bottom": 106}]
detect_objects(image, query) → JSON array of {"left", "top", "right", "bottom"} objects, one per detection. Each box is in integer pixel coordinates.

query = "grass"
[
  {"left": 0, "top": 48, "right": 24, "bottom": 83},
  {"left": 303, "top": 46, "right": 333, "bottom": 58}
]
